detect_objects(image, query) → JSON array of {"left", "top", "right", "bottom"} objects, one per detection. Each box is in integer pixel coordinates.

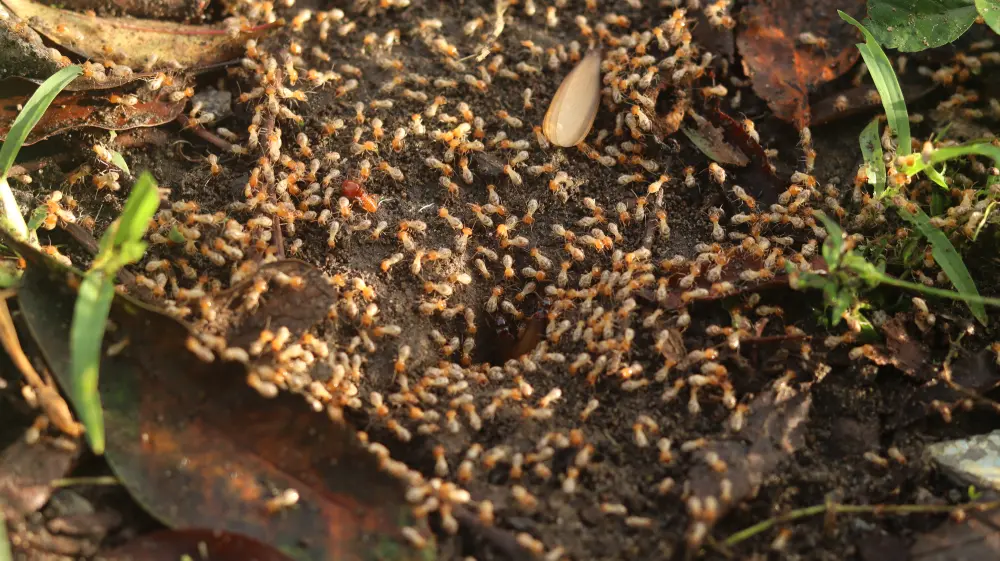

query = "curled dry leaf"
[
  {"left": 0, "top": 81, "right": 186, "bottom": 145},
  {"left": 0, "top": 6, "right": 144, "bottom": 89},
  {"left": 2, "top": 0, "right": 280, "bottom": 70},
  {"left": 5, "top": 231, "right": 430, "bottom": 561},
  {"left": 736, "top": 0, "right": 865, "bottom": 129}
]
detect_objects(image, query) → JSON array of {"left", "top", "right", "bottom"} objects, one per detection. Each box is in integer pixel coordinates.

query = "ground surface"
[{"left": 3, "top": 0, "right": 1000, "bottom": 560}]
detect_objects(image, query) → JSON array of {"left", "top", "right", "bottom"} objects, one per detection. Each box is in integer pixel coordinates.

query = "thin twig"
[
  {"left": 724, "top": 499, "right": 1000, "bottom": 547},
  {"left": 51, "top": 475, "right": 120, "bottom": 488},
  {"left": 175, "top": 114, "right": 235, "bottom": 152}
]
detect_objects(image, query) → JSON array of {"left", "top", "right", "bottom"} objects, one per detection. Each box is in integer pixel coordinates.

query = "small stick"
[
  {"left": 724, "top": 498, "right": 1000, "bottom": 547},
  {"left": 175, "top": 114, "right": 234, "bottom": 152}
]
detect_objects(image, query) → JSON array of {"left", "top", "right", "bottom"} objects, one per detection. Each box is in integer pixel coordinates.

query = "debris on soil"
[
  {"left": 0, "top": 0, "right": 999, "bottom": 559},
  {"left": 0, "top": 434, "right": 79, "bottom": 517},
  {"left": 9, "top": 231, "right": 426, "bottom": 560},
  {"left": 911, "top": 492, "right": 1000, "bottom": 560}
]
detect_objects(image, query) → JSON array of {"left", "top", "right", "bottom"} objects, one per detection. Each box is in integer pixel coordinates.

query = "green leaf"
[
  {"left": 865, "top": 0, "right": 978, "bottom": 52},
  {"left": 0, "top": 512, "right": 11, "bottom": 561},
  {"left": 904, "top": 142, "right": 1000, "bottom": 176},
  {"left": 897, "top": 206, "right": 988, "bottom": 325},
  {"left": 839, "top": 12, "right": 912, "bottom": 156},
  {"left": 110, "top": 172, "right": 158, "bottom": 250},
  {"left": 859, "top": 118, "right": 886, "bottom": 197},
  {"left": 70, "top": 270, "right": 115, "bottom": 454},
  {"left": 26, "top": 205, "right": 48, "bottom": 232},
  {"left": 108, "top": 149, "right": 129, "bottom": 175},
  {"left": 0, "top": 66, "right": 81, "bottom": 181},
  {"left": 979, "top": 0, "right": 1000, "bottom": 34}
]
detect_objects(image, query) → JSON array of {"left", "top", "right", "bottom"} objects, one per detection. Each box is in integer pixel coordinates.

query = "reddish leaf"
[
  {"left": 99, "top": 528, "right": 293, "bottom": 561},
  {"left": 0, "top": 435, "right": 80, "bottom": 517},
  {"left": 736, "top": 0, "right": 865, "bottom": 129},
  {"left": 5, "top": 232, "right": 433, "bottom": 561},
  {"left": 3, "top": 0, "right": 280, "bottom": 70},
  {"left": 0, "top": 83, "right": 185, "bottom": 145}
]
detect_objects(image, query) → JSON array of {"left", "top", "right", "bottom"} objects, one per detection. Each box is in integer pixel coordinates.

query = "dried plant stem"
[{"left": 724, "top": 498, "right": 1000, "bottom": 547}]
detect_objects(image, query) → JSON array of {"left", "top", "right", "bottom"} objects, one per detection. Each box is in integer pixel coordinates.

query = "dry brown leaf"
[
  {"left": 2, "top": 0, "right": 279, "bottom": 70},
  {"left": 0, "top": 83, "right": 186, "bottom": 144},
  {"left": 736, "top": 0, "right": 865, "bottom": 129}
]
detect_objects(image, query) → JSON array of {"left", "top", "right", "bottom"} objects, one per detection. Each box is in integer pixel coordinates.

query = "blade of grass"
[
  {"left": 896, "top": 206, "right": 988, "bottom": 324},
  {"left": 70, "top": 271, "right": 114, "bottom": 454},
  {"left": 859, "top": 118, "right": 886, "bottom": 197},
  {"left": 903, "top": 142, "right": 1000, "bottom": 176},
  {"left": 839, "top": 12, "right": 911, "bottom": 156},
  {"left": 69, "top": 171, "right": 159, "bottom": 454},
  {"left": 0, "top": 66, "right": 81, "bottom": 244},
  {"left": 0, "top": 66, "right": 81, "bottom": 180},
  {"left": 109, "top": 173, "right": 158, "bottom": 250},
  {"left": 0, "top": 512, "right": 11, "bottom": 561}
]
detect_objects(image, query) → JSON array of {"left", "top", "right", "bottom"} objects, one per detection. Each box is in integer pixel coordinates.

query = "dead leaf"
[
  {"left": 736, "top": 0, "right": 865, "bottom": 129},
  {"left": 0, "top": 12, "right": 146, "bottom": 89},
  {"left": 214, "top": 260, "right": 337, "bottom": 350},
  {"left": 0, "top": 435, "right": 80, "bottom": 517},
  {"left": 2, "top": 0, "right": 280, "bottom": 70},
  {"left": 40, "top": 0, "right": 209, "bottom": 21},
  {"left": 705, "top": 107, "right": 784, "bottom": 205},
  {"left": 685, "top": 378, "right": 812, "bottom": 547},
  {"left": 682, "top": 111, "right": 749, "bottom": 166},
  {"left": 4, "top": 232, "right": 433, "bottom": 561},
  {"left": 99, "top": 528, "right": 293, "bottom": 561},
  {"left": 0, "top": 82, "right": 186, "bottom": 145},
  {"left": 911, "top": 494, "right": 1000, "bottom": 561}
]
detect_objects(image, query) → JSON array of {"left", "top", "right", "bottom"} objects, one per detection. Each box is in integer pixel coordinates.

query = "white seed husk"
[{"left": 542, "top": 49, "right": 602, "bottom": 148}]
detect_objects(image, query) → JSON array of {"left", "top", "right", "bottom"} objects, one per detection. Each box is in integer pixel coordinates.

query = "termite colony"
[{"left": 34, "top": 0, "right": 992, "bottom": 557}]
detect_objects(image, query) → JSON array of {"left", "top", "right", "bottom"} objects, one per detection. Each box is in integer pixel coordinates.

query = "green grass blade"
[
  {"left": 0, "top": 66, "right": 81, "bottom": 180},
  {"left": 859, "top": 118, "right": 886, "bottom": 197},
  {"left": 904, "top": 142, "right": 1000, "bottom": 176},
  {"left": 109, "top": 172, "right": 158, "bottom": 250},
  {"left": 70, "top": 270, "right": 114, "bottom": 454},
  {"left": 0, "top": 513, "right": 11, "bottom": 561},
  {"left": 0, "top": 177, "right": 28, "bottom": 241},
  {"left": 839, "top": 12, "right": 911, "bottom": 156},
  {"left": 896, "top": 206, "right": 988, "bottom": 324},
  {"left": 109, "top": 149, "right": 129, "bottom": 175}
]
